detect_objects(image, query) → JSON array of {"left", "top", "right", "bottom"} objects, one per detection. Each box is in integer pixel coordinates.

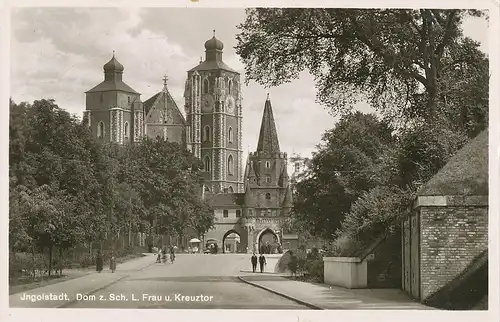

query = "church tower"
[
  {"left": 184, "top": 31, "right": 244, "bottom": 194},
  {"left": 245, "top": 94, "right": 289, "bottom": 217},
  {"left": 84, "top": 53, "right": 144, "bottom": 144}
]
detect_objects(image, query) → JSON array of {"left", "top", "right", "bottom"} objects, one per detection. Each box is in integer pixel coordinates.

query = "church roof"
[
  {"left": 143, "top": 84, "right": 186, "bottom": 124},
  {"left": 256, "top": 95, "right": 280, "bottom": 153},
  {"left": 205, "top": 193, "right": 244, "bottom": 208},
  {"left": 282, "top": 185, "right": 293, "bottom": 208},
  {"left": 188, "top": 60, "right": 237, "bottom": 73},
  {"left": 417, "top": 129, "right": 488, "bottom": 196},
  {"left": 85, "top": 80, "right": 139, "bottom": 94}
]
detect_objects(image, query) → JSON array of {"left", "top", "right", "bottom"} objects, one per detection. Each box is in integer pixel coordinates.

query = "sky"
[{"left": 10, "top": 8, "right": 489, "bottom": 169}]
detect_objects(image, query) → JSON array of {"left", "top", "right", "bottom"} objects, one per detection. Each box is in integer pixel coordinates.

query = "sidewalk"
[
  {"left": 9, "top": 253, "right": 156, "bottom": 308},
  {"left": 239, "top": 275, "right": 434, "bottom": 310}
]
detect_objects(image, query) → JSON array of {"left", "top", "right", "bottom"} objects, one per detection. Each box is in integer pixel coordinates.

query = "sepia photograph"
[{"left": 5, "top": 2, "right": 495, "bottom": 316}]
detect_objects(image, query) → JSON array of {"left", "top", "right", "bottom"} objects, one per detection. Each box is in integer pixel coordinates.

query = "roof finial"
[
  {"left": 200, "top": 56, "right": 203, "bottom": 64},
  {"left": 112, "top": 50, "right": 115, "bottom": 57},
  {"left": 162, "top": 74, "right": 168, "bottom": 89},
  {"left": 266, "top": 93, "right": 270, "bottom": 101},
  {"left": 213, "top": 29, "right": 216, "bottom": 37}
]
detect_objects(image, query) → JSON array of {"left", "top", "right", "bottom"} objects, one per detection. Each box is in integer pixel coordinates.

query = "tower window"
[
  {"left": 228, "top": 80, "right": 232, "bottom": 95},
  {"left": 97, "top": 121, "right": 105, "bottom": 139},
  {"left": 228, "top": 127, "right": 233, "bottom": 143},
  {"left": 265, "top": 161, "right": 270, "bottom": 168},
  {"left": 127, "top": 96, "right": 131, "bottom": 104},
  {"left": 204, "top": 125, "right": 211, "bottom": 142},
  {"left": 266, "top": 176, "right": 271, "bottom": 183},
  {"left": 227, "top": 155, "right": 234, "bottom": 176},
  {"left": 204, "top": 156, "right": 211, "bottom": 172},
  {"left": 265, "top": 193, "right": 271, "bottom": 200},
  {"left": 203, "top": 78, "right": 209, "bottom": 94},
  {"left": 236, "top": 209, "right": 241, "bottom": 217},
  {"left": 223, "top": 210, "right": 229, "bottom": 218},
  {"left": 124, "top": 122, "right": 129, "bottom": 138}
]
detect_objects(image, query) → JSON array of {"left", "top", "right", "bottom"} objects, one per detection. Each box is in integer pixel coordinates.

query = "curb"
[
  {"left": 237, "top": 276, "right": 323, "bottom": 310},
  {"left": 57, "top": 259, "right": 156, "bottom": 308}
]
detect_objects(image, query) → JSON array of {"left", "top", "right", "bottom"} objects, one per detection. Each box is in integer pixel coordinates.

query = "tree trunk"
[
  {"left": 59, "top": 248, "right": 63, "bottom": 276},
  {"left": 48, "top": 245, "right": 52, "bottom": 277}
]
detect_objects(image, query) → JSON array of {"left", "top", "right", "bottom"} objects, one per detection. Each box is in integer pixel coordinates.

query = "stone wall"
[{"left": 419, "top": 205, "right": 488, "bottom": 299}]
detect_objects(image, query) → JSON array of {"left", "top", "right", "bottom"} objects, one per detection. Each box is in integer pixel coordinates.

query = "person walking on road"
[
  {"left": 259, "top": 253, "right": 266, "bottom": 273},
  {"left": 251, "top": 253, "right": 258, "bottom": 273},
  {"left": 156, "top": 248, "right": 162, "bottom": 263},
  {"left": 96, "top": 250, "right": 103, "bottom": 273},
  {"left": 110, "top": 253, "right": 116, "bottom": 273}
]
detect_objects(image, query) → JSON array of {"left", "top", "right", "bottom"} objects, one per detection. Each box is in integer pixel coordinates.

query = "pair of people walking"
[
  {"left": 96, "top": 250, "right": 116, "bottom": 273},
  {"left": 251, "top": 253, "right": 266, "bottom": 273}
]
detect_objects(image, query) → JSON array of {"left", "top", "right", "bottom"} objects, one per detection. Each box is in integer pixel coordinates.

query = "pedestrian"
[
  {"left": 110, "top": 253, "right": 116, "bottom": 273},
  {"left": 251, "top": 252, "right": 258, "bottom": 273},
  {"left": 96, "top": 250, "right": 103, "bottom": 273},
  {"left": 259, "top": 253, "right": 266, "bottom": 273},
  {"left": 156, "top": 248, "right": 162, "bottom": 263}
]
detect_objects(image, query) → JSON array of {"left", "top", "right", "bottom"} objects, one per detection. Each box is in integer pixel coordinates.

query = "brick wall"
[{"left": 419, "top": 206, "right": 488, "bottom": 299}]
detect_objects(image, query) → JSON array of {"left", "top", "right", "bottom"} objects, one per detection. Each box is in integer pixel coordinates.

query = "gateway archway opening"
[
  {"left": 258, "top": 228, "right": 279, "bottom": 254},
  {"left": 222, "top": 230, "right": 241, "bottom": 253}
]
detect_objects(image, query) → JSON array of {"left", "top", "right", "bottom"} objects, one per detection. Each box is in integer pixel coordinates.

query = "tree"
[
  {"left": 236, "top": 9, "right": 487, "bottom": 125},
  {"left": 291, "top": 112, "right": 396, "bottom": 240}
]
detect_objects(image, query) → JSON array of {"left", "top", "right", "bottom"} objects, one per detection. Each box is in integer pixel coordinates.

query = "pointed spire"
[
  {"left": 282, "top": 184, "right": 293, "bottom": 209},
  {"left": 256, "top": 95, "right": 280, "bottom": 153},
  {"left": 244, "top": 181, "right": 254, "bottom": 207},
  {"left": 278, "top": 164, "right": 289, "bottom": 187}
]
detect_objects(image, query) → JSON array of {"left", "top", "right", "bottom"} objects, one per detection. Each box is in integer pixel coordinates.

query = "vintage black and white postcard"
[{"left": 2, "top": 0, "right": 499, "bottom": 322}]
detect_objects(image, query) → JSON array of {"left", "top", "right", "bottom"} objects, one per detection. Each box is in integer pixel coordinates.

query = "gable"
[{"left": 144, "top": 90, "right": 186, "bottom": 125}]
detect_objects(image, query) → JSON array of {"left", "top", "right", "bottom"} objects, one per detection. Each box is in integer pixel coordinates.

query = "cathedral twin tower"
[{"left": 84, "top": 32, "right": 284, "bottom": 195}]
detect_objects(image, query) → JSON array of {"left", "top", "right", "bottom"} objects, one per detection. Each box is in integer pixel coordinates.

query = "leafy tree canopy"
[{"left": 236, "top": 9, "right": 487, "bottom": 130}]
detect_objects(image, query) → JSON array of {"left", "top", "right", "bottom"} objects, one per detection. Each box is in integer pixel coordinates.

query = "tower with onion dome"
[
  {"left": 184, "top": 31, "right": 244, "bottom": 194},
  {"left": 84, "top": 53, "right": 145, "bottom": 144}
]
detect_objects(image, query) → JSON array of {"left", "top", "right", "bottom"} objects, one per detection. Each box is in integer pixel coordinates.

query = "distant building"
[{"left": 83, "top": 32, "right": 297, "bottom": 253}]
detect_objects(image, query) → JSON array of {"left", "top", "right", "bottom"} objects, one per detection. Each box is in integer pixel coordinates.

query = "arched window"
[
  {"left": 265, "top": 161, "right": 270, "bottom": 168},
  {"left": 265, "top": 193, "right": 271, "bottom": 200},
  {"left": 228, "top": 127, "right": 233, "bottom": 143},
  {"left": 228, "top": 80, "right": 232, "bottom": 95},
  {"left": 203, "top": 78, "right": 209, "bottom": 94},
  {"left": 204, "top": 156, "right": 211, "bottom": 172},
  {"left": 228, "top": 186, "right": 234, "bottom": 193},
  {"left": 124, "top": 122, "right": 129, "bottom": 138},
  {"left": 204, "top": 125, "right": 211, "bottom": 142},
  {"left": 97, "top": 121, "right": 105, "bottom": 139},
  {"left": 227, "top": 155, "right": 234, "bottom": 175}
]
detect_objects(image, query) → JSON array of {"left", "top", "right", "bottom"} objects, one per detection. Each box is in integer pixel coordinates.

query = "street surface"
[{"left": 65, "top": 254, "right": 306, "bottom": 309}]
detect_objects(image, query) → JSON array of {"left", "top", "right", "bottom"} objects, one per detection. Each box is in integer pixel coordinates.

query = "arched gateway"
[{"left": 201, "top": 95, "right": 297, "bottom": 253}]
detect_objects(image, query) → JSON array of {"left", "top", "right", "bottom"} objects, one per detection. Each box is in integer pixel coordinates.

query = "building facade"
[{"left": 84, "top": 33, "right": 296, "bottom": 253}]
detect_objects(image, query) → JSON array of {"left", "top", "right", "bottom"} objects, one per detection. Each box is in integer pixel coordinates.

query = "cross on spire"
[{"left": 163, "top": 74, "right": 168, "bottom": 88}]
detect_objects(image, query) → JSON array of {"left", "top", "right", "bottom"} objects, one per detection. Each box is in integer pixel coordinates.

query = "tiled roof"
[
  {"left": 417, "top": 129, "right": 488, "bottom": 196},
  {"left": 205, "top": 193, "right": 244, "bottom": 208},
  {"left": 257, "top": 96, "right": 280, "bottom": 153},
  {"left": 188, "top": 60, "right": 237, "bottom": 73},
  {"left": 85, "top": 81, "right": 139, "bottom": 94}
]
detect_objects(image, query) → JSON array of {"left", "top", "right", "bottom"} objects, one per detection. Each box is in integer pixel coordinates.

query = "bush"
[
  {"left": 79, "top": 254, "right": 94, "bottom": 268},
  {"left": 305, "top": 259, "right": 324, "bottom": 282}
]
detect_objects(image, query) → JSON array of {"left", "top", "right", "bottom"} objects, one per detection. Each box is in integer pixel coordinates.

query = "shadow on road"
[{"left": 128, "top": 276, "right": 242, "bottom": 283}]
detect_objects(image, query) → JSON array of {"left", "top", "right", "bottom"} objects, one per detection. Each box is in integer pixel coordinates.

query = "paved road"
[{"left": 65, "top": 254, "right": 306, "bottom": 309}]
